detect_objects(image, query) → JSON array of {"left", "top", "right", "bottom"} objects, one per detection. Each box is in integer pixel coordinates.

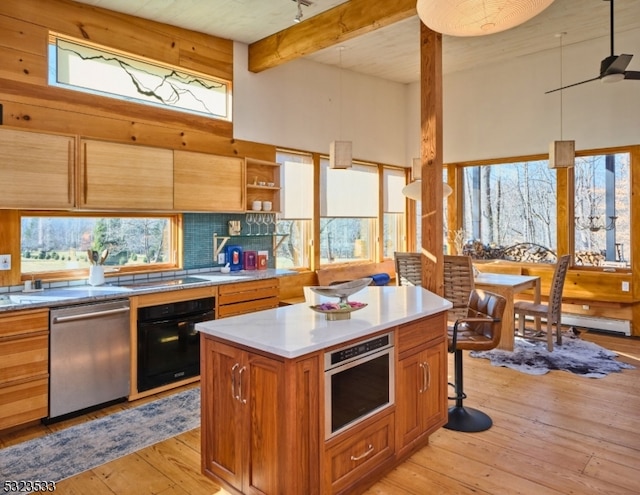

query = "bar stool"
[{"left": 445, "top": 289, "right": 506, "bottom": 432}]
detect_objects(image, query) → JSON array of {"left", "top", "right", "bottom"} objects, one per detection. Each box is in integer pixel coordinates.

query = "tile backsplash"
[{"left": 183, "top": 213, "right": 274, "bottom": 269}]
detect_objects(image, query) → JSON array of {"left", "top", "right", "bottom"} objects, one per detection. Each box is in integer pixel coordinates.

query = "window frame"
[
  {"left": 446, "top": 145, "right": 637, "bottom": 272},
  {"left": 319, "top": 158, "right": 380, "bottom": 266},
  {"left": 19, "top": 211, "right": 182, "bottom": 282},
  {"left": 48, "top": 32, "right": 232, "bottom": 122}
]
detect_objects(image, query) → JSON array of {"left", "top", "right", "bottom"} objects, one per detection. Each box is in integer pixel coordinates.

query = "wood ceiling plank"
[{"left": 248, "top": 0, "right": 416, "bottom": 73}]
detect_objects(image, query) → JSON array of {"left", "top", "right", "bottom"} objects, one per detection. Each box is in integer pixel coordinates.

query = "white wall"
[
  {"left": 234, "top": 28, "right": 639, "bottom": 168},
  {"left": 409, "top": 28, "right": 640, "bottom": 164},
  {"left": 233, "top": 42, "right": 408, "bottom": 166}
]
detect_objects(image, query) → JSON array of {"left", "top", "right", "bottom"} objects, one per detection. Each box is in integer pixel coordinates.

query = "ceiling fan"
[{"left": 546, "top": 0, "right": 640, "bottom": 93}]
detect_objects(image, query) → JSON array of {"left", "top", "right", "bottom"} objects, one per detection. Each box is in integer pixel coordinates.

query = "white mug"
[
  {"left": 252, "top": 200, "right": 262, "bottom": 211},
  {"left": 263, "top": 201, "right": 272, "bottom": 211}
]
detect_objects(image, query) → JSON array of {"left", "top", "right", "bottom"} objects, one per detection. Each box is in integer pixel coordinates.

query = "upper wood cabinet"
[
  {"left": 174, "top": 151, "right": 244, "bottom": 212},
  {"left": 79, "top": 139, "right": 173, "bottom": 210},
  {"left": 0, "top": 127, "right": 75, "bottom": 209}
]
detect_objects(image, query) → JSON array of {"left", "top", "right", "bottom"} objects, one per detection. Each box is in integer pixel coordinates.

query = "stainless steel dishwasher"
[{"left": 49, "top": 299, "right": 131, "bottom": 420}]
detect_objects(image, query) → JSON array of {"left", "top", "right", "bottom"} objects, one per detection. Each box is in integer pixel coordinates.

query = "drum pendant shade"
[{"left": 416, "top": 0, "right": 555, "bottom": 37}]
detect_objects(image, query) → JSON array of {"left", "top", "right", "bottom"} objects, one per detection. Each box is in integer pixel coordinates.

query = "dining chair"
[
  {"left": 443, "top": 255, "right": 475, "bottom": 324},
  {"left": 446, "top": 288, "right": 506, "bottom": 432},
  {"left": 514, "top": 254, "right": 571, "bottom": 351},
  {"left": 394, "top": 252, "right": 422, "bottom": 286}
]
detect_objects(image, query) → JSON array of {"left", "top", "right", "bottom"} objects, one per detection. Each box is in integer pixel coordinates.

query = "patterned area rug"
[
  {"left": 470, "top": 334, "right": 635, "bottom": 378},
  {"left": 0, "top": 387, "right": 200, "bottom": 484}
]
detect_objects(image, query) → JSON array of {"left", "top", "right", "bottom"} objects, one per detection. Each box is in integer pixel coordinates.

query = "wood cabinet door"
[
  {"left": 79, "top": 139, "right": 173, "bottom": 210},
  {"left": 396, "top": 349, "right": 425, "bottom": 448},
  {"left": 0, "top": 127, "right": 74, "bottom": 209},
  {"left": 201, "top": 339, "right": 246, "bottom": 491},
  {"left": 174, "top": 151, "right": 244, "bottom": 212},
  {"left": 396, "top": 342, "right": 448, "bottom": 453},
  {"left": 245, "top": 353, "right": 284, "bottom": 495},
  {"left": 422, "top": 341, "right": 448, "bottom": 433}
]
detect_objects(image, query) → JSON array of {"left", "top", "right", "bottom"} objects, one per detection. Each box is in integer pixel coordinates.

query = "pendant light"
[
  {"left": 416, "top": 0, "right": 555, "bottom": 37},
  {"left": 402, "top": 157, "right": 453, "bottom": 200},
  {"left": 330, "top": 46, "right": 352, "bottom": 169},
  {"left": 549, "top": 32, "right": 575, "bottom": 169}
]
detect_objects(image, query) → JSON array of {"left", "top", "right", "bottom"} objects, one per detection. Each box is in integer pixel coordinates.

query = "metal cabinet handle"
[
  {"left": 418, "top": 362, "right": 427, "bottom": 393},
  {"left": 52, "top": 306, "right": 129, "bottom": 323},
  {"left": 238, "top": 366, "right": 247, "bottom": 404},
  {"left": 231, "top": 363, "right": 239, "bottom": 400},
  {"left": 350, "top": 444, "right": 374, "bottom": 461}
]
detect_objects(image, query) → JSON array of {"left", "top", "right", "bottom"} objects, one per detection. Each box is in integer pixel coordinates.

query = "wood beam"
[
  {"left": 419, "top": 23, "right": 443, "bottom": 296},
  {"left": 248, "top": 0, "right": 416, "bottom": 73}
]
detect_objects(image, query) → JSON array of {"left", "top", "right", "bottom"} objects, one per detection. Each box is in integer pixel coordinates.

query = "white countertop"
[{"left": 196, "top": 286, "right": 452, "bottom": 359}]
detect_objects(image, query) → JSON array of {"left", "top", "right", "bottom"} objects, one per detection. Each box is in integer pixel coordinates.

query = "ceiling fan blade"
[
  {"left": 603, "top": 54, "right": 633, "bottom": 75},
  {"left": 545, "top": 76, "right": 602, "bottom": 94},
  {"left": 624, "top": 71, "right": 640, "bottom": 80}
]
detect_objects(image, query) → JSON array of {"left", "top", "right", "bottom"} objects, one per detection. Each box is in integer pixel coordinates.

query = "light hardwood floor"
[{"left": 2, "top": 332, "right": 639, "bottom": 495}]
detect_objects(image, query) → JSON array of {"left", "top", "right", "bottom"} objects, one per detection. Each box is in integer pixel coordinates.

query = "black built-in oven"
[
  {"left": 324, "top": 332, "right": 395, "bottom": 439},
  {"left": 137, "top": 297, "right": 215, "bottom": 392}
]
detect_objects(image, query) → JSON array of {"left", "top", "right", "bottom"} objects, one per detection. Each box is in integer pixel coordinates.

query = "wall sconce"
[{"left": 416, "top": 0, "right": 555, "bottom": 37}]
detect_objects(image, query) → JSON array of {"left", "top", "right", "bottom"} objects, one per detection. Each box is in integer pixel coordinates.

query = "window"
[
  {"left": 275, "top": 150, "right": 313, "bottom": 269},
  {"left": 21, "top": 214, "right": 178, "bottom": 277},
  {"left": 49, "top": 33, "right": 231, "bottom": 121},
  {"left": 383, "top": 167, "right": 406, "bottom": 258},
  {"left": 462, "top": 160, "right": 557, "bottom": 262},
  {"left": 320, "top": 160, "right": 378, "bottom": 264},
  {"left": 574, "top": 152, "right": 630, "bottom": 267},
  {"left": 412, "top": 170, "right": 449, "bottom": 253}
]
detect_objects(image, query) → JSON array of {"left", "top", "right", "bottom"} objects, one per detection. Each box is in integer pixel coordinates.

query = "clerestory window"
[{"left": 48, "top": 33, "right": 231, "bottom": 121}]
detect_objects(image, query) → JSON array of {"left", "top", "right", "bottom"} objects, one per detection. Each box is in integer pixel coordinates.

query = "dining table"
[{"left": 474, "top": 272, "right": 541, "bottom": 351}]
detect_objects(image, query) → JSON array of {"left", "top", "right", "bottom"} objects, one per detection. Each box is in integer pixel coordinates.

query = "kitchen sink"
[
  {"left": 191, "top": 274, "right": 252, "bottom": 283},
  {"left": 6, "top": 294, "right": 76, "bottom": 305}
]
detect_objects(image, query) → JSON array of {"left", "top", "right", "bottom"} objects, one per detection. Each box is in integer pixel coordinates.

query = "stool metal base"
[{"left": 444, "top": 405, "right": 492, "bottom": 432}]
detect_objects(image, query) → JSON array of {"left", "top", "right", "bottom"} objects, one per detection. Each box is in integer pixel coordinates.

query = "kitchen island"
[{"left": 196, "top": 286, "right": 452, "bottom": 495}]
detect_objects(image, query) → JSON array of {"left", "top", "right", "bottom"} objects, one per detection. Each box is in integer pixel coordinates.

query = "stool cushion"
[{"left": 369, "top": 273, "right": 391, "bottom": 286}]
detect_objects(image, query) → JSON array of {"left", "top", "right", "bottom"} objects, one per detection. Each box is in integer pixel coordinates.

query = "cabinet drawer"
[
  {"left": 0, "top": 334, "right": 49, "bottom": 384},
  {"left": 0, "top": 377, "right": 48, "bottom": 430},
  {"left": 218, "top": 297, "right": 279, "bottom": 318},
  {"left": 397, "top": 313, "right": 445, "bottom": 356},
  {"left": 325, "top": 413, "right": 395, "bottom": 493},
  {"left": 0, "top": 309, "right": 49, "bottom": 339},
  {"left": 218, "top": 278, "right": 278, "bottom": 297}
]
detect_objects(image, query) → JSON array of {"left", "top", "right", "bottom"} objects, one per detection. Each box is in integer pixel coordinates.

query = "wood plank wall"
[
  {"left": 0, "top": 0, "right": 276, "bottom": 288},
  {"left": 0, "top": 0, "right": 274, "bottom": 160}
]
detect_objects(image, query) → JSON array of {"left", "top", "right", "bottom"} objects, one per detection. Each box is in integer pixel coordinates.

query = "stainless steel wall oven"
[
  {"left": 324, "top": 332, "right": 395, "bottom": 439},
  {"left": 137, "top": 296, "right": 215, "bottom": 392}
]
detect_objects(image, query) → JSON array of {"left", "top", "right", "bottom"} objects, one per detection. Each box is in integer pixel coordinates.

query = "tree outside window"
[
  {"left": 21, "top": 215, "right": 175, "bottom": 275},
  {"left": 574, "top": 152, "right": 630, "bottom": 267},
  {"left": 462, "top": 160, "right": 558, "bottom": 263}
]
